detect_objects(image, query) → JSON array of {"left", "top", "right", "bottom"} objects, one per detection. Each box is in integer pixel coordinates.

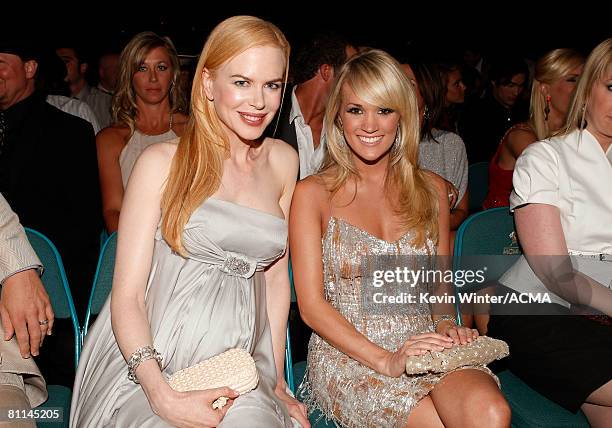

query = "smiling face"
[
  {"left": 203, "top": 45, "right": 285, "bottom": 143},
  {"left": 338, "top": 83, "right": 401, "bottom": 164},
  {"left": 131, "top": 46, "right": 174, "bottom": 105},
  {"left": 0, "top": 53, "right": 36, "bottom": 110}
]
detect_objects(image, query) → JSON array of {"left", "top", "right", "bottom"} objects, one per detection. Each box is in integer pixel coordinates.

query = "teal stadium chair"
[
  {"left": 453, "top": 209, "right": 589, "bottom": 428},
  {"left": 25, "top": 228, "right": 80, "bottom": 428},
  {"left": 468, "top": 161, "right": 489, "bottom": 213},
  {"left": 83, "top": 232, "right": 117, "bottom": 338}
]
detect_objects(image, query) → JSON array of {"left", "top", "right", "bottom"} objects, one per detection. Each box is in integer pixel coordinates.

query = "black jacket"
[{"left": 0, "top": 92, "right": 102, "bottom": 316}]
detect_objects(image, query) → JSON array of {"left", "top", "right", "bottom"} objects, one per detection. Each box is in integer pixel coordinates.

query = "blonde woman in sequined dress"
[{"left": 289, "top": 50, "right": 510, "bottom": 428}]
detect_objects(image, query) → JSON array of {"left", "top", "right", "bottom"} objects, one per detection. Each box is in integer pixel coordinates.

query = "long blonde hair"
[
  {"left": 528, "top": 48, "right": 584, "bottom": 140},
  {"left": 320, "top": 49, "right": 439, "bottom": 247},
  {"left": 563, "top": 38, "right": 612, "bottom": 135},
  {"left": 112, "top": 31, "right": 186, "bottom": 134},
  {"left": 161, "top": 16, "right": 290, "bottom": 254}
]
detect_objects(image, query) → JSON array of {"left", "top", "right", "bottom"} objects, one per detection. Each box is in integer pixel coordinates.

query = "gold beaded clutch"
[
  {"left": 405, "top": 336, "right": 509, "bottom": 375},
  {"left": 168, "top": 348, "right": 259, "bottom": 409}
]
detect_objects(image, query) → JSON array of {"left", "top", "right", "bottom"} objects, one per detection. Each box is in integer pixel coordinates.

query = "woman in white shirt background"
[{"left": 487, "top": 38, "right": 612, "bottom": 428}]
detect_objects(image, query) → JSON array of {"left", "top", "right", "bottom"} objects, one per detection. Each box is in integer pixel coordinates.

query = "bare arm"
[
  {"left": 264, "top": 142, "right": 298, "bottom": 389},
  {"left": 110, "top": 144, "right": 170, "bottom": 406},
  {"left": 450, "top": 190, "right": 469, "bottom": 231},
  {"left": 265, "top": 142, "right": 309, "bottom": 427},
  {"left": 109, "top": 143, "right": 234, "bottom": 426},
  {"left": 289, "top": 179, "right": 388, "bottom": 373},
  {"left": 498, "top": 128, "right": 537, "bottom": 170},
  {"left": 96, "top": 128, "right": 125, "bottom": 232},
  {"left": 515, "top": 203, "right": 612, "bottom": 315}
]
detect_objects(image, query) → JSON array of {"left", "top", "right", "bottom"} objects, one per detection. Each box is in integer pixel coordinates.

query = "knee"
[{"left": 468, "top": 393, "right": 511, "bottom": 428}]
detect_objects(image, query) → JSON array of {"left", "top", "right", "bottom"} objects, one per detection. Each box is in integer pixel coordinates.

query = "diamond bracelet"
[
  {"left": 433, "top": 315, "right": 458, "bottom": 331},
  {"left": 127, "top": 345, "right": 163, "bottom": 383}
]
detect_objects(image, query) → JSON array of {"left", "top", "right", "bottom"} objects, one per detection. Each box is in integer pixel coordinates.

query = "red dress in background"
[
  {"left": 483, "top": 124, "right": 533, "bottom": 209},
  {"left": 483, "top": 142, "right": 514, "bottom": 209}
]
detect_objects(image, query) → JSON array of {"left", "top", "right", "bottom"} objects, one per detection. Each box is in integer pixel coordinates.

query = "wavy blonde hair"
[
  {"left": 112, "top": 31, "right": 186, "bottom": 134},
  {"left": 320, "top": 49, "right": 439, "bottom": 247},
  {"left": 161, "top": 16, "right": 290, "bottom": 254},
  {"left": 563, "top": 38, "right": 612, "bottom": 135},
  {"left": 529, "top": 48, "right": 584, "bottom": 140}
]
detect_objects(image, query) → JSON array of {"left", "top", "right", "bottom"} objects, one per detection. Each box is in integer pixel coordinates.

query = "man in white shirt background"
[
  {"left": 273, "top": 32, "right": 356, "bottom": 179},
  {"left": 56, "top": 44, "right": 113, "bottom": 129}
]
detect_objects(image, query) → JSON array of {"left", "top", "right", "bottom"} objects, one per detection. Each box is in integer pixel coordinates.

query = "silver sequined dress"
[{"left": 300, "top": 217, "right": 498, "bottom": 427}]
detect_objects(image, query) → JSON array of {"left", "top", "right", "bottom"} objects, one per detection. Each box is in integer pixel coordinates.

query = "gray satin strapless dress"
[{"left": 70, "top": 198, "right": 292, "bottom": 427}]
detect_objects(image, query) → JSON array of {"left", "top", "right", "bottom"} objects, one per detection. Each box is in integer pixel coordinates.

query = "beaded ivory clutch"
[
  {"left": 168, "top": 348, "right": 259, "bottom": 409},
  {"left": 405, "top": 336, "right": 509, "bottom": 375}
]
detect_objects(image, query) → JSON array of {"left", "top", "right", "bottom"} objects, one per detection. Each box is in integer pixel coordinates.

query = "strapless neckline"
[
  {"left": 325, "top": 216, "right": 411, "bottom": 245},
  {"left": 206, "top": 197, "right": 286, "bottom": 222}
]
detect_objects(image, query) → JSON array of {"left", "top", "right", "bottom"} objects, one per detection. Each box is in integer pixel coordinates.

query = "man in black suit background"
[{"left": 0, "top": 40, "right": 102, "bottom": 386}]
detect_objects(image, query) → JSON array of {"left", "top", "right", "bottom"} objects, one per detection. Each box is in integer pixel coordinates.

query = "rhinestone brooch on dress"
[{"left": 221, "top": 255, "right": 251, "bottom": 276}]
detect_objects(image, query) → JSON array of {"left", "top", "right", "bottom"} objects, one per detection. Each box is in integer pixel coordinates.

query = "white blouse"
[{"left": 500, "top": 129, "right": 612, "bottom": 306}]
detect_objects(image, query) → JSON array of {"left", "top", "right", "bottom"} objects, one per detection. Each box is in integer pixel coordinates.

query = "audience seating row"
[{"left": 26, "top": 211, "right": 590, "bottom": 427}]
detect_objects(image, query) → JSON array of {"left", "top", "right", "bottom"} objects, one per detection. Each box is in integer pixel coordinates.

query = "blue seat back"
[
  {"left": 285, "top": 259, "right": 296, "bottom": 392},
  {"left": 24, "top": 228, "right": 81, "bottom": 365},
  {"left": 83, "top": 232, "right": 117, "bottom": 337},
  {"left": 453, "top": 207, "right": 520, "bottom": 285}
]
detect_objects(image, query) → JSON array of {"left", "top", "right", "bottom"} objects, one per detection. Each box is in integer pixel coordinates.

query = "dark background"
[{"left": 6, "top": 6, "right": 610, "bottom": 63}]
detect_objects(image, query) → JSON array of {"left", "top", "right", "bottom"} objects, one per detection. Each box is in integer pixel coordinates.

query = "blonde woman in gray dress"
[
  {"left": 97, "top": 32, "right": 188, "bottom": 232},
  {"left": 289, "top": 50, "right": 510, "bottom": 428}
]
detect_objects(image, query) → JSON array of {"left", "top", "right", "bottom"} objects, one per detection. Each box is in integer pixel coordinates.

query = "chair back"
[
  {"left": 453, "top": 207, "right": 521, "bottom": 280},
  {"left": 285, "top": 259, "right": 296, "bottom": 392},
  {"left": 83, "top": 232, "right": 117, "bottom": 337},
  {"left": 24, "top": 228, "right": 81, "bottom": 364},
  {"left": 453, "top": 208, "right": 521, "bottom": 324}
]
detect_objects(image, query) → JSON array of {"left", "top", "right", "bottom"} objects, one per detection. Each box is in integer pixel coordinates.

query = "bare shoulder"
[
  {"left": 96, "top": 125, "right": 130, "bottom": 147},
  {"left": 505, "top": 126, "right": 538, "bottom": 158},
  {"left": 423, "top": 170, "right": 446, "bottom": 189},
  {"left": 266, "top": 137, "right": 299, "bottom": 162},
  {"left": 294, "top": 174, "right": 328, "bottom": 202},
  {"left": 136, "top": 141, "right": 177, "bottom": 172},
  {"left": 506, "top": 126, "right": 537, "bottom": 146},
  {"left": 265, "top": 137, "right": 299, "bottom": 180}
]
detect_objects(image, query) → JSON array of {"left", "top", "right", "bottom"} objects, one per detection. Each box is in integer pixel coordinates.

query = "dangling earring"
[
  {"left": 423, "top": 105, "right": 430, "bottom": 121},
  {"left": 391, "top": 126, "right": 402, "bottom": 157},
  {"left": 544, "top": 95, "right": 551, "bottom": 121}
]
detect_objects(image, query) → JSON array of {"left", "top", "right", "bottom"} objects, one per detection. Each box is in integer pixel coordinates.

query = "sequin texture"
[{"left": 299, "top": 217, "right": 498, "bottom": 427}]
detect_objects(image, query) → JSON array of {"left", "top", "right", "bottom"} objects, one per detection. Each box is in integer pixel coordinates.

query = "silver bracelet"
[
  {"left": 127, "top": 345, "right": 163, "bottom": 384},
  {"left": 433, "top": 315, "right": 458, "bottom": 331}
]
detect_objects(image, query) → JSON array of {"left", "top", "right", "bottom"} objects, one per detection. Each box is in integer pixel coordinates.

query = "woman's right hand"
[
  {"left": 154, "top": 386, "right": 239, "bottom": 428},
  {"left": 380, "top": 333, "right": 453, "bottom": 377}
]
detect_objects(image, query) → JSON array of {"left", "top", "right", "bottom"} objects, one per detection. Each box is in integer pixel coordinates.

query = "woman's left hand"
[
  {"left": 436, "top": 321, "right": 479, "bottom": 345},
  {"left": 275, "top": 383, "right": 310, "bottom": 428}
]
